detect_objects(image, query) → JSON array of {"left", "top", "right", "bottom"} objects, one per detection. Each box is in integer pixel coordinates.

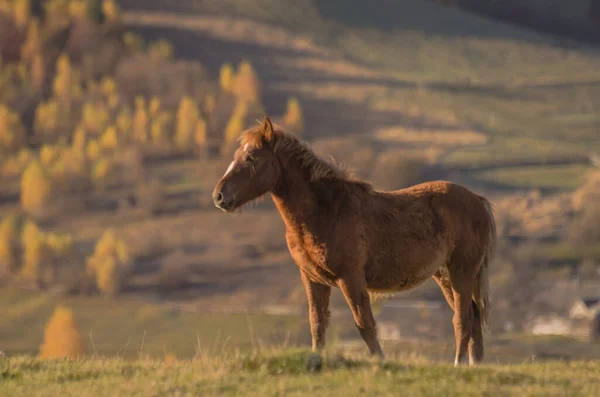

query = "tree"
[
  {"left": 20, "top": 159, "right": 53, "bottom": 219},
  {"left": 20, "top": 220, "right": 47, "bottom": 287},
  {"left": 219, "top": 62, "right": 234, "bottom": 93},
  {"left": 0, "top": 215, "right": 21, "bottom": 278},
  {"left": 0, "top": 104, "right": 26, "bottom": 152},
  {"left": 283, "top": 97, "right": 304, "bottom": 135},
  {"left": 40, "top": 306, "right": 85, "bottom": 359},
  {"left": 175, "top": 96, "right": 199, "bottom": 150},
  {"left": 86, "top": 229, "right": 131, "bottom": 296},
  {"left": 233, "top": 60, "right": 260, "bottom": 103}
]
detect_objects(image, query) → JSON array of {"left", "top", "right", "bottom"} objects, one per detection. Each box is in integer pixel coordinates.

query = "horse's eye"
[{"left": 246, "top": 154, "right": 256, "bottom": 162}]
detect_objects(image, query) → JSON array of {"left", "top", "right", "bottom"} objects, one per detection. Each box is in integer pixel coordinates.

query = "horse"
[{"left": 212, "top": 117, "right": 496, "bottom": 366}]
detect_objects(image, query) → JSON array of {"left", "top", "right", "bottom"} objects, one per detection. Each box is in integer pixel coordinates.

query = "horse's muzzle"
[{"left": 212, "top": 185, "right": 234, "bottom": 212}]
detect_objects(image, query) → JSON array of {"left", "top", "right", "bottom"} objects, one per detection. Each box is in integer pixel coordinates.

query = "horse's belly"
[{"left": 365, "top": 247, "right": 448, "bottom": 291}]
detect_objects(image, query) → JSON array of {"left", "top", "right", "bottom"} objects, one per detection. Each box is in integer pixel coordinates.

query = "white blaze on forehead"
[
  {"left": 243, "top": 143, "right": 249, "bottom": 152},
  {"left": 224, "top": 161, "right": 236, "bottom": 177}
]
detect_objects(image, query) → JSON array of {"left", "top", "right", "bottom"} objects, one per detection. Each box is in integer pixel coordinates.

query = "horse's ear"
[{"left": 262, "top": 116, "right": 274, "bottom": 141}]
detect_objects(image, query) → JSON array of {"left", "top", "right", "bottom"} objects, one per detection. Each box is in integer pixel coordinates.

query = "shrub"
[
  {"left": 283, "top": 97, "right": 304, "bottom": 135},
  {"left": 20, "top": 159, "right": 53, "bottom": 219},
  {"left": 369, "top": 151, "right": 426, "bottom": 191},
  {"left": 40, "top": 306, "right": 85, "bottom": 359},
  {"left": 116, "top": 108, "right": 132, "bottom": 136}
]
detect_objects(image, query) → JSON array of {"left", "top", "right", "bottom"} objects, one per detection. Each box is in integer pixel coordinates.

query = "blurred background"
[{"left": 0, "top": 0, "right": 599, "bottom": 363}]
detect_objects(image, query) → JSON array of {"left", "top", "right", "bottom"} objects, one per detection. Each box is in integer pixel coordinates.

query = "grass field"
[{"left": 1, "top": 351, "right": 600, "bottom": 397}]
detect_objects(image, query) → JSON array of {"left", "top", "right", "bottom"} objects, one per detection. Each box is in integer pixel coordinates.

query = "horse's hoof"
[{"left": 306, "top": 353, "right": 323, "bottom": 372}]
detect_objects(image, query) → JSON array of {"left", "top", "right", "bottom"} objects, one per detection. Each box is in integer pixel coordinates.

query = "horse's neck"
[{"left": 271, "top": 168, "right": 338, "bottom": 231}]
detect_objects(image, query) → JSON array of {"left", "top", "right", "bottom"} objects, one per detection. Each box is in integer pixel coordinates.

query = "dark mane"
[{"left": 240, "top": 124, "right": 373, "bottom": 191}]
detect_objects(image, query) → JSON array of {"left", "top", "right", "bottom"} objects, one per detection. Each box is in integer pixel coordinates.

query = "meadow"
[{"left": 2, "top": 351, "right": 600, "bottom": 397}]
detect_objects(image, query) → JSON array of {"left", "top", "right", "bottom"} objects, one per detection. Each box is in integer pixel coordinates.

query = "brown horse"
[{"left": 212, "top": 117, "right": 496, "bottom": 366}]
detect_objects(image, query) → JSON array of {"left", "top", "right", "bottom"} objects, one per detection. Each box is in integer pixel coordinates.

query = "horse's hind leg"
[
  {"left": 447, "top": 272, "right": 475, "bottom": 366},
  {"left": 433, "top": 270, "right": 455, "bottom": 309},
  {"left": 469, "top": 301, "right": 483, "bottom": 365}
]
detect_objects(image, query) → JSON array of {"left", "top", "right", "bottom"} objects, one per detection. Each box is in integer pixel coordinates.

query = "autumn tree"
[
  {"left": 40, "top": 306, "right": 85, "bottom": 359},
  {"left": 233, "top": 60, "right": 260, "bottom": 103},
  {"left": 0, "top": 104, "right": 26, "bottom": 152},
  {"left": 20, "top": 159, "right": 53, "bottom": 219},
  {"left": 0, "top": 215, "right": 21, "bottom": 278},
  {"left": 219, "top": 62, "right": 234, "bottom": 93},
  {"left": 283, "top": 97, "right": 304, "bottom": 135},
  {"left": 175, "top": 96, "right": 199, "bottom": 150},
  {"left": 86, "top": 229, "right": 131, "bottom": 296},
  {"left": 20, "top": 220, "right": 47, "bottom": 287}
]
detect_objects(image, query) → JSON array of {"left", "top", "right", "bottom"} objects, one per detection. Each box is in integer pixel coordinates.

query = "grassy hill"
[{"left": 2, "top": 352, "right": 600, "bottom": 397}]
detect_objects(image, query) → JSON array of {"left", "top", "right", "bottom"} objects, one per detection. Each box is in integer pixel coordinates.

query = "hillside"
[
  {"left": 2, "top": 352, "right": 600, "bottom": 397},
  {"left": 119, "top": 0, "right": 600, "bottom": 189}
]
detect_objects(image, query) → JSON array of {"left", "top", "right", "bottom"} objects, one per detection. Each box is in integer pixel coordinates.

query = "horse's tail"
[{"left": 474, "top": 196, "right": 496, "bottom": 331}]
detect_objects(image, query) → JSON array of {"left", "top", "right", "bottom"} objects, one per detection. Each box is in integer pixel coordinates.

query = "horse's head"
[{"left": 212, "top": 117, "right": 281, "bottom": 212}]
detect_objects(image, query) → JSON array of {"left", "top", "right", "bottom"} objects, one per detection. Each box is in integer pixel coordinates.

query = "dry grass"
[{"left": 1, "top": 351, "right": 599, "bottom": 397}]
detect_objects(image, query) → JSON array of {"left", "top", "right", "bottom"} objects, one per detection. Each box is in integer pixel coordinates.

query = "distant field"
[{"left": 2, "top": 352, "right": 600, "bottom": 397}]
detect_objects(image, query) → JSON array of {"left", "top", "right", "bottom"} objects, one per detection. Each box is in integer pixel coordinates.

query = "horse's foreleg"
[
  {"left": 301, "top": 271, "right": 331, "bottom": 352},
  {"left": 338, "top": 275, "right": 384, "bottom": 358}
]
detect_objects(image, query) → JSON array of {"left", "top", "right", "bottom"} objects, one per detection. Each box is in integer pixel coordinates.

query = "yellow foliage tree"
[
  {"left": 21, "top": 18, "right": 41, "bottom": 61},
  {"left": 20, "top": 220, "right": 47, "bottom": 286},
  {"left": 40, "top": 144, "right": 62, "bottom": 167},
  {"left": 53, "top": 54, "right": 81, "bottom": 105},
  {"left": 21, "top": 159, "right": 53, "bottom": 219},
  {"left": 150, "top": 112, "right": 172, "bottom": 145},
  {"left": 34, "top": 100, "right": 60, "bottom": 138},
  {"left": 0, "top": 215, "right": 21, "bottom": 277},
  {"left": 72, "top": 125, "right": 87, "bottom": 153},
  {"left": 283, "top": 97, "right": 304, "bottom": 135},
  {"left": 175, "top": 96, "right": 199, "bottom": 150},
  {"left": 194, "top": 118, "right": 207, "bottom": 147},
  {"left": 233, "top": 60, "right": 260, "bottom": 103},
  {"left": 222, "top": 100, "right": 248, "bottom": 150},
  {"left": 219, "top": 63, "right": 234, "bottom": 93},
  {"left": 82, "top": 101, "right": 109, "bottom": 136},
  {"left": 86, "top": 139, "right": 101, "bottom": 162},
  {"left": 99, "top": 125, "right": 119, "bottom": 150},
  {"left": 91, "top": 157, "right": 113, "bottom": 184},
  {"left": 149, "top": 97, "right": 161, "bottom": 118},
  {"left": 205, "top": 95, "right": 215, "bottom": 114},
  {"left": 0, "top": 104, "right": 26, "bottom": 152},
  {"left": 40, "top": 306, "right": 85, "bottom": 359},
  {"left": 87, "top": 229, "right": 130, "bottom": 296},
  {"left": 13, "top": 0, "right": 31, "bottom": 28},
  {"left": 102, "top": 0, "right": 121, "bottom": 22}
]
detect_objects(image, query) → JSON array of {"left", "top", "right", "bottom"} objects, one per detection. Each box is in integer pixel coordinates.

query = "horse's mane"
[{"left": 240, "top": 124, "right": 373, "bottom": 192}]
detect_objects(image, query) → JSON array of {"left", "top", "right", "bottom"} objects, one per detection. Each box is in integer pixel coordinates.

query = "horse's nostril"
[{"left": 216, "top": 192, "right": 224, "bottom": 203}]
